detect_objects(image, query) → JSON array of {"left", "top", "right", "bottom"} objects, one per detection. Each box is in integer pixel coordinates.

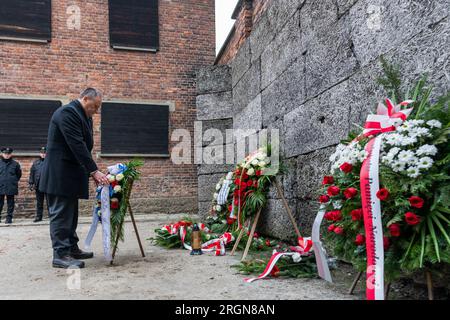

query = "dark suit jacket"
[{"left": 39, "top": 100, "right": 98, "bottom": 199}]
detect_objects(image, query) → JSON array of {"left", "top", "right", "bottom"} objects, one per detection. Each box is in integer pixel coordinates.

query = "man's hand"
[
  {"left": 91, "top": 170, "right": 110, "bottom": 186},
  {"left": 29, "top": 184, "right": 35, "bottom": 191}
]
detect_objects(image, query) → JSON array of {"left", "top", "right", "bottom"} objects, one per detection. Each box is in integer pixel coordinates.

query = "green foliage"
[{"left": 231, "top": 253, "right": 318, "bottom": 279}]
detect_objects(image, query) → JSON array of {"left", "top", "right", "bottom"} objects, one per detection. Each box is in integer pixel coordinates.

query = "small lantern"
[{"left": 190, "top": 224, "right": 203, "bottom": 255}]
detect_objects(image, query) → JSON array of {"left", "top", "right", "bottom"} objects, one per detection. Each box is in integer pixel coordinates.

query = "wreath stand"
[
  {"left": 348, "top": 270, "right": 434, "bottom": 300},
  {"left": 230, "top": 178, "right": 302, "bottom": 262},
  {"left": 110, "top": 179, "right": 146, "bottom": 265}
]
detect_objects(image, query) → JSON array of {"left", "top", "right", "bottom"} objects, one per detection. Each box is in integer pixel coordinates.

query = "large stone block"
[
  {"left": 283, "top": 81, "right": 352, "bottom": 157},
  {"left": 232, "top": 59, "right": 261, "bottom": 115},
  {"left": 196, "top": 65, "right": 232, "bottom": 94},
  {"left": 233, "top": 94, "right": 262, "bottom": 132},
  {"left": 385, "top": 16, "right": 450, "bottom": 97},
  {"left": 261, "top": 58, "right": 306, "bottom": 127},
  {"left": 198, "top": 201, "right": 213, "bottom": 220},
  {"left": 200, "top": 118, "right": 233, "bottom": 147},
  {"left": 197, "top": 163, "right": 235, "bottom": 176},
  {"left": 349, "top": 0, "right": 449, "bottom": 67},
  {"left": 296, "top": 200, "right": 321, "bottom": 236},
  {"left": 197, "top": 173, "right": 227, "bottom": 202},
  {"left": 231, "top": 39, "right": 252, "bottom": 87},
  {"left": 302, "top": 14, "right": 359, "bottom": 99},
  {"left": 260, "top": 10, "right": 303, "bottom": 90},
  {"left": 196, "top": 91, "right": 233, "bottom": 121},
  {"left": 257, "top": 198, "right": 299, "bottom": 241},
  {"left": 296, "top": 146, "right": 335, "bottom": 201},
  {"left": 250, "top": 0, "right": 305, "bottom": 62}
]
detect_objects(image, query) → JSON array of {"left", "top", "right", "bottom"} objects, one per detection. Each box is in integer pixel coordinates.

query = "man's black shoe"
[
  {"left": 52, "top": 256, "right": 85, "bottom": 269},
  {"left": 33, "top": 218, "right": 42, "bottom": 223},
  {"left": 5, "top": 220, "right": 12, "bottom": 225},
  {"left": 70, "top": 248, "right": 94, "bottom": 260}
]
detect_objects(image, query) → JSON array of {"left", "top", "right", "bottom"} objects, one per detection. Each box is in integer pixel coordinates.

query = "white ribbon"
[
  {"left": 312, "top": 204, "right": 333, "bottom": 283},
  {"left": 84, "top": 186, "right": 112, "bottom": 262}
]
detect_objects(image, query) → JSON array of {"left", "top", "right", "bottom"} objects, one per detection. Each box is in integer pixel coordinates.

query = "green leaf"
[{"left": 427, "top": 218, "right": 441, "bottom": 262}]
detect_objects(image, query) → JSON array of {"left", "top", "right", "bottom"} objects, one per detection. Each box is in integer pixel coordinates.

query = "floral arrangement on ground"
[{"left": 319, "top": 59, "right": 450, "bottom": 282}]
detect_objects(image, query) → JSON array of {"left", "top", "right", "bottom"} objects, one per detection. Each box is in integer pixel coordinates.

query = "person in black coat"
[
  {"left": 0, "top": 147, "right": 22, "bottom": 224},
  {"left": 29, "top": 147, "right": 49, "bottom": 223},
  {"left": 39, "top": 88, "right": 110, "bottom": 269}
]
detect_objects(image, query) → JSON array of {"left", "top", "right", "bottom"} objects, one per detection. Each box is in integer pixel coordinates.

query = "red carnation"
[
  {"left": 405, "top": 212, "right": 421, "bottom": 226},
  {"left": 234, "top": 198, "right": 239, "bottom": 205},
  {"left": 343, "top": 187, "right": 358, "bottom": 199},
  {"left": 376, "top": 188, "right": 390, "bottom": 201},
  {"left": 235, "top": 169, "right": 241, "bottom": 176},
  {"left": 242, "top": 173, "right": 249, "bottom": 180},
  {"left": 246, "top": 180, "right": 253, "bottom": 187},
  {"left": 234, "top": 178, "right": 241, "bottom": 186},
  {"left": 322, "top": 176, "right": 334, "bottom": 185},
  {"left": 253, "top": 180, "right": 258, "bottom": 188},
  {"left": 256, "top": 170, "right": 262, "bottom": 177},
  {"left": 253, "top": 232, "right": 259, "bottom": 239},
  {"left": 226, "top": 217, "right": 235, "bottom": 225},
  {"left": 409, "top": 196, "right": 424, "bottom": 209},
  {"left": 388, "top": 223, "right": 401, "bottom": 237},
  {"left": 327, "top": 186, "right": 340, "bottom": 196},
  {"left": 228, "top": 205, "right": 233, "bottom": 213},
  {"left": 351, "top": 208, "right": 363, "bottom": 221},
  {"left": 383, "top": 237, "right": 390, "bottom": 250},
  {"left": 355, "top": 234, "right": 366, "bottom": 246},
  {"left": 324, "top": 211, "right": 342, "bottom": 222},
  {"left": 340, "top": 162, "right": 353, "bottom": 173},
  {"left": 319, "top": 195, "right": 330, "bottom": 203},
  {"left": 265, "top": 239, "right": 271, "bottom": 247},
  {"left": 328, "top": 224, "right": 336, "bottom": 232},
  {"left": 334, "top": 226, "right": 344, "bottom": 235}
]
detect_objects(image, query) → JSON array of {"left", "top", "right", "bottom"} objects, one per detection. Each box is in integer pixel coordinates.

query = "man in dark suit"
[
  {"left": 29, "top": 147, "right": 49, "bottom": 223},
  {"left": 0, "top": 147, "right": 22, "bottom": 224},
  {"left": 39, "top": 88, "right": 110, "bottom": 269}
]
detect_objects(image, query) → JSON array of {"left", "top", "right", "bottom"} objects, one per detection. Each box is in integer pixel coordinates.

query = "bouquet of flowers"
[
  {"left": 94, "top": 159, "right": 143, "bottom": 245},
  {"left": 210, "top": 145, "right": 275, "bottom": 232},
  {"left": 319, "top": 61, "right": 450, "bottom": 282}
]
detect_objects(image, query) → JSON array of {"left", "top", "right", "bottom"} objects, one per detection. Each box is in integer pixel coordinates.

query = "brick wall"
[
  {"left": 0, "top": 0, "right": 216, "bottom": 218},
  {"left": 216, "top": 0, "right": 270, "bottom": 65}
]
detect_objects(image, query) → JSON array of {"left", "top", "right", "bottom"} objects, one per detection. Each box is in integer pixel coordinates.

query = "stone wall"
[{"left": 196, "top": 0, "right": 450, "bottom": 240}]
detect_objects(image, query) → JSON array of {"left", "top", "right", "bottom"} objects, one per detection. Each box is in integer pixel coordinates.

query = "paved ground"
[{"left": 0, "top": 214, "right": 358, "bottom": 300}]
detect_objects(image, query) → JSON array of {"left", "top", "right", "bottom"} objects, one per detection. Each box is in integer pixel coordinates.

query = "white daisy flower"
[
  {"left": 398, "top": 150, "right": 415, "bottom": 163},
  {"left": 406, "top": 166, "right": 420, "bottom": 178},
  {"left": 417, "top": 157, "right": 434, "bottom": 170},
  {"left": 391, "top": 161, "right": 406, "bottom": 172},
  {"left": 416, "top": 144, "right": 438, "bottom": 156},
  {"left": 426, "top": 120, "right": 442, "bottom": 128}
]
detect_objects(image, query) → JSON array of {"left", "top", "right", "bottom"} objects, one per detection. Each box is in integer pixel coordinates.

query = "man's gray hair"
[{"left": 80, "top": 87, "right": 102, "bottom": 99}]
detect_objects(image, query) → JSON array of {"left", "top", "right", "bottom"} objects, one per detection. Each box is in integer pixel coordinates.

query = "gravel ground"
[{"left": 0, "top": 214, "right": 356, "bottom": 300}]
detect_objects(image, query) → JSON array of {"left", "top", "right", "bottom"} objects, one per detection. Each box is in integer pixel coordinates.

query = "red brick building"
[
  {"left": 215, "top": 0, "right": 269, "bottom": 65},
  {"left": 0, "top": 0, "right": 215, "bottom": 217}
]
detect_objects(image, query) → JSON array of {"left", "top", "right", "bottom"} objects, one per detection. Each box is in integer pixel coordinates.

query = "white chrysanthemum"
[
  {"left": 408, "top": 127, "right": 430, "bottom": 138},
  {"left": 213, "top": 193, "right": 219, "bottom": 200},
  {"left": 397, "top": 150, "right": 415, "bottom": 163},
  {"left": 426, "top": 120, "right": 442, "bottom": 128},
  {"left": 215, "top": 205, "right": 222, "bottom": 212},
  {"left": 391, "top": 161, "right": 406, "bottom": 172},
  {"left": 251, "top": 159, "right": 259, "bottom": 166},
  {"left": 409, "top": 119, "right": 425, "bottom": 126},
  {"left": 247, "top": 168, "right": 255, "bottom": 176},
  {"left": 400, "top": 136, "right": 417, "bottom": 146},
  {"left": 417, "top": 157, "right": 434, "bottom": 170},
  {"left": 416, "top": 144, "right": 438, "bottom": 156},
  {"left": 258, "top": 161, "right": 267, "bottom": 168},
  {"left": 215, "top": 183, "right": 221, "bottom": 191},
  {"left": 406, "top": 166, "right": 420, "bottom": 178},
  {"left": 384, "top": 133, "right": 402, "bottom": 146}
]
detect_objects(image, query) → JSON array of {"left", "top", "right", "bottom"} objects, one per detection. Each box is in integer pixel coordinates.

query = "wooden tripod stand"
[
  {"left": 110, "top": 179, "right": 146, "bottom": 265},
  {"left": 230, "top": 178, "right": 302, "bottom": 261}
]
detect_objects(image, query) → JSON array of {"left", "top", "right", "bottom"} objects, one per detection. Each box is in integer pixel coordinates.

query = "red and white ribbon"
[
  {"left": 360, "top": 135, "right": 385, "bottom": 300},
  {"left": 363, "top": 99, "right": 413, "bottom": 137},
  {"left": 244, "top": 237, "right": 313, "bottom": 283},
  {"left": 360, "top": 99, "right": 413, "bottom": 300},
  {"left": 179, "top": 226, "right": 233, "bottom": 256}
]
